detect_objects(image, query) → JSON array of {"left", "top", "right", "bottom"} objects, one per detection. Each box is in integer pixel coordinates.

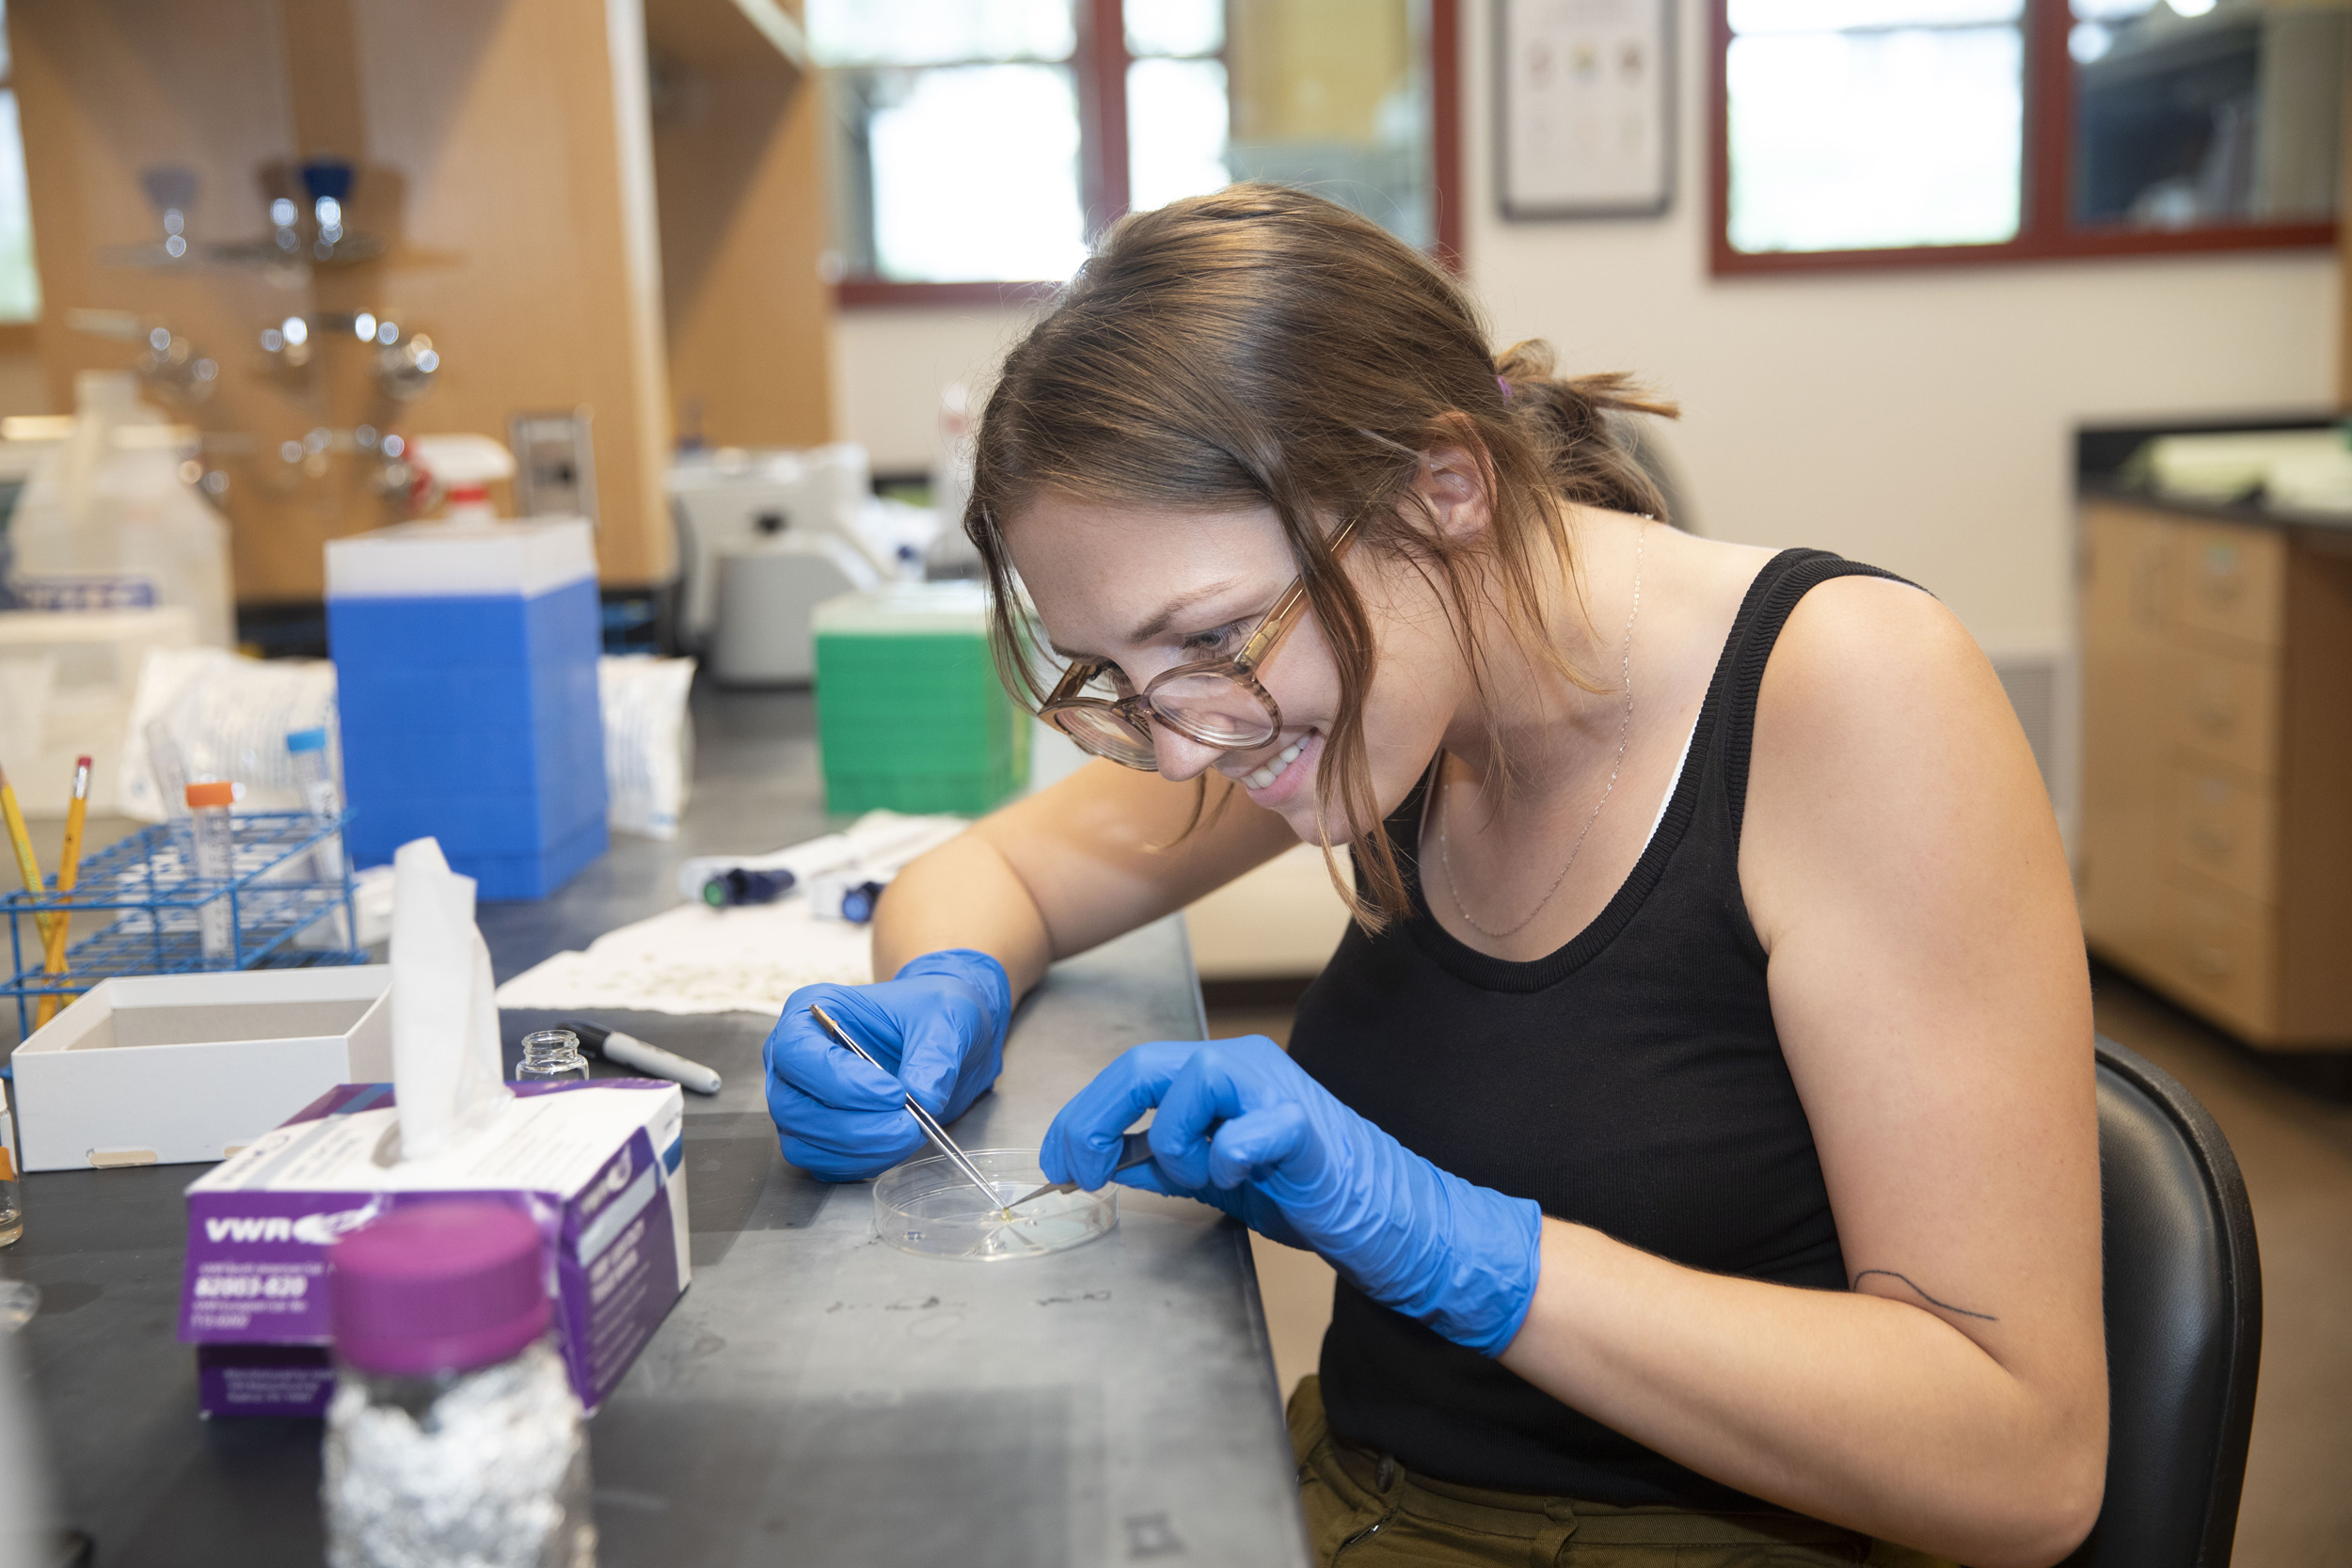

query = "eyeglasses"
[{"left": 1039, "top": 517, "right": 1359, "bottom": 771}]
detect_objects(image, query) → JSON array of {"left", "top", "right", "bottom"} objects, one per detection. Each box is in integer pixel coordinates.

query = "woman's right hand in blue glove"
[{"left": 761, "top": 948, "right": 1010, "bottom": 1181}]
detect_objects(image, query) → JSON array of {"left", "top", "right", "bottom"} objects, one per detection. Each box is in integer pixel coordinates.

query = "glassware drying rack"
[{"left": 3, "top": 811, "right": 366, "bottom": 1034}]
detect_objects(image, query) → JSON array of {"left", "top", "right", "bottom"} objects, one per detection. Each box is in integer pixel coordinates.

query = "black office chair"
[{"left": 2060, "top": 1037, "right": 2263, "bottom": 1568}]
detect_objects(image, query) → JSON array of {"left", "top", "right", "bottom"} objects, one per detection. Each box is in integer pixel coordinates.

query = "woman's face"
[{"left": 1005, "top": 490, "right": 1470, "bottom": 843}]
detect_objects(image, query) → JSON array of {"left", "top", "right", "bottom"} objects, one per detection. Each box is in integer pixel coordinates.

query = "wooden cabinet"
[{"left": 2079, "top": 499, "right": 2352, "bottom": 1047}]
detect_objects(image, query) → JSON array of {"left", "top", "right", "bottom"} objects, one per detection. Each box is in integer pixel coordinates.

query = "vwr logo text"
[{"left": 203, "top": 1206, "right": 376, "bottom": 1246}]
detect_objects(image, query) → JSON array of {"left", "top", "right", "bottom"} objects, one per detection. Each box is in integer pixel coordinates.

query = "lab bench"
[{"left": 0, "top": 688, "right": 1312, "bottom": 1566}]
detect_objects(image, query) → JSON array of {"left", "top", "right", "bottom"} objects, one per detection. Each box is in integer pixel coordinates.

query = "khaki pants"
[{"left": 1288, "top": 1378, "right": 1959, "bottom": 1568}]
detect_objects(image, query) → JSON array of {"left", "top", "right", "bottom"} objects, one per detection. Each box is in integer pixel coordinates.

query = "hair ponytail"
[{"left": 1493, "top": 343, "right": 1679, "bottom": 522}]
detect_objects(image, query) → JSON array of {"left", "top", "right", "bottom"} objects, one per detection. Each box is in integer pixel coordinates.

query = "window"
[
  {"left": 811, "top": 0, "right": 1461, "bottom": 303},
  {"left": 1711, "top": 0, "right": 2344, "bottom": 270},
  {"left": 0, "top": 3, "right": 40, "bottom": 322}
]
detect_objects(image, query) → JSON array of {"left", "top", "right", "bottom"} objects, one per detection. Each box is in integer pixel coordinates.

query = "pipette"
[
  {"left": 806, "top": 1004, "right": 1007, "bottom": 1215},
  {"left": 1001, "top": 1130, "right": 1154, "bottom": 1214}
]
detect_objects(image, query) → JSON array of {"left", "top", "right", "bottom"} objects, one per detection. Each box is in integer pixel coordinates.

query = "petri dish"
[{"left": 872, "top": 1148, "right": 1117, "bottom": 1261}]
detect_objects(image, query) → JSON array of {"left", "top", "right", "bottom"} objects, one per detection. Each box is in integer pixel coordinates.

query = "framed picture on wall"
[{"left": 1496, "top": 0, "right": 1675, "bottom": 219}]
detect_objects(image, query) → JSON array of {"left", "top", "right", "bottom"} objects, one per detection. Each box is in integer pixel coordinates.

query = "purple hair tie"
[{"left": 1497, "top": 376, "right": 1513, "bottom": 401}]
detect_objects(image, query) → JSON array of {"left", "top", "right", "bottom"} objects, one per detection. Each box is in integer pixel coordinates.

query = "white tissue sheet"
[
  {"left": 491, "top": 814, "right": 967, "bottom": 1017},
  {"left": 390, "top": 838, "right": 511, "bottom": 1158},
  {"left": 492, "top": 897, "right": 875, "bottom": 1016}
]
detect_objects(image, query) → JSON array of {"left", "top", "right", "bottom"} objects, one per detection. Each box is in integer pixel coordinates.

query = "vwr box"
[{"left": 179, "top": 1079, "right": 688, "bottom": 1418}]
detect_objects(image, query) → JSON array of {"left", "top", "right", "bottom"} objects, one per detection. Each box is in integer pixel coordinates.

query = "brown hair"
[{"left": 967, "top": 183, "right": 1677, "bottom": 927}]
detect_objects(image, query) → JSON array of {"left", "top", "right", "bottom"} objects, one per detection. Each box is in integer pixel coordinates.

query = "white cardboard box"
[{"left": 11, "top": 967, "right": 391, "bottom": 1171}]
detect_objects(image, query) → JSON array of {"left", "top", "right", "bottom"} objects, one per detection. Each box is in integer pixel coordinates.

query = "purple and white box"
[{"left": 179, "top": 1078, "right": 690, "bottom": 1418}]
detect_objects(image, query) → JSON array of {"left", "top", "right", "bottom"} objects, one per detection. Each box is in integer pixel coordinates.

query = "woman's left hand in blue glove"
[{"left": 1041, "top": 1035, "right": 1543, "bottom": 1357}]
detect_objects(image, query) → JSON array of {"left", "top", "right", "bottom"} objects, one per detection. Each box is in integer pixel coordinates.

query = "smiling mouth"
[{"left": 1242, "top": 732, "right": 1312, "bottom": 792}]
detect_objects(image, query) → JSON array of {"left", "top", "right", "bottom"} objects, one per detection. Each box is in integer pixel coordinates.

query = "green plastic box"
[{"left": 813, "top": 582, "right": 1030, "bottom": 816}]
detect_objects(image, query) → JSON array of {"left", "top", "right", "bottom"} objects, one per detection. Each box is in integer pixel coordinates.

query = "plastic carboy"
[{"left": 322, "top": 1201, "right": 595, "bottom": 1568}]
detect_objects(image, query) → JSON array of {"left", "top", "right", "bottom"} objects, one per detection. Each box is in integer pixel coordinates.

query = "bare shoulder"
[
  {"left": 1673, "top": 531, "right": 1780, "bottom": 580},
  {"left": 1759, "top": 572, "right": 1993, "bottom": 737},
  {"left": 1645, "top": 527, "right": 1778, "bottom": 618},
  {"left": 1618, "top": 526, "right": 1776, "bottom": 692},
  {"left": 1740, "top": 572, "right": 2061, "bottom": 948}
]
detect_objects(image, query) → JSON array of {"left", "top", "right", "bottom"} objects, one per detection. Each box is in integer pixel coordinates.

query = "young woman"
[{"left": 763, "top": 185, "right": 2105, "bottom": 1568}]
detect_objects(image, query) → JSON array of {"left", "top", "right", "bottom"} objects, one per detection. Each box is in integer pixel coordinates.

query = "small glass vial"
[
  {"left": 185, "top": 780, "right": 236, "bottom": 966},
  {"left": 324, "top": 1202, "right": 595, "bottom": 1568},
  {"left": 286, "top": 727, "right": 351, "bottom": 946},
  {"left": 0, "top": 1080, "right": 22, "bottom": 1249},
  {"left": 516, "top": 1030, "right": 590, "bottom": 1085}
]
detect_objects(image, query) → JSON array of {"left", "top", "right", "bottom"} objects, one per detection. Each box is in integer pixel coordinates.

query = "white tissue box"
[{"left": 10, "top": 968, "right": 393, "bottom": 1172}]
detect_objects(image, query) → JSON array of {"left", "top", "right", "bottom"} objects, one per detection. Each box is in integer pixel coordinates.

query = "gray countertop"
[
  {"left": 2076, "top": 476, "right": 2352, "bottom": 538},
  {"left": 1, "top": 687, "right": 1311, "bottom": 1567}
]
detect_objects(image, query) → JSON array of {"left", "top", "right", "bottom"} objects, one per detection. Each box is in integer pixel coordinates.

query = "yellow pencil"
[
  {"left": 33, "top": 755, "right": 90, "bottom": 1027},
  {"left": 0, "top": 764, "right": 58, "bottom": 1001}
]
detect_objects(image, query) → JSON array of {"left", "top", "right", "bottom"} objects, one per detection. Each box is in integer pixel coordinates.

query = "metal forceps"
[
  {"left": 807, "top": 1003, "right": 1005, "bottom": 1212},
  {"left": 1001, "top": 1130, "right": 1154, "bottom": 1214}
]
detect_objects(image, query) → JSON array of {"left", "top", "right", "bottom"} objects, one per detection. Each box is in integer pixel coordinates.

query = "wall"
[
  {"left": 832, "top": 0, "right": 2340, "bottom": 645},
  {"left": 832, "top": 304, "right": 1043, "bottom": 476},
  {"left": 0, "top": 348, "right": 50, "bottom": 415},
  {"left": 1460, "top": 0, "right": 2337, "bottom": 651}
]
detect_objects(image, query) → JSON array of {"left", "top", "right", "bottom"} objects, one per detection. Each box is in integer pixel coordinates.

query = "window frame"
[
  {"left": 1707, "top": 0, "right": 2339, "bottom": 275},
  {"left": 834, "top": 0, "right": 1466, "bottom": 307}
]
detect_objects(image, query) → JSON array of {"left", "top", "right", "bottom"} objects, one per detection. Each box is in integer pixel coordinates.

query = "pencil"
[
  {"left": 0, "top": 763, "right": 57, "bottom": 990},
  {"left": 33, "top": 756, "right": 90, "bottom": 1027}
]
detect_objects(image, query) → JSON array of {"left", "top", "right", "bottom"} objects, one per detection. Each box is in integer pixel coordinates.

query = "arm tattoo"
[{"left": 1851, "top": 1270, "right": 1998, "bottom": 1323}]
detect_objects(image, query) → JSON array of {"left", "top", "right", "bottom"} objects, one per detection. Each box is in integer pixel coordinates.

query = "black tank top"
[{"left": 1288, "top": 549, "right": 1910, "bottom": 1507}]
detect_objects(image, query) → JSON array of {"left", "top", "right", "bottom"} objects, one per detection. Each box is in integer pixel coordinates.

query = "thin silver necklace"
[{"left": 1438, "top": 521, "right": 1645, "bottom": 942}]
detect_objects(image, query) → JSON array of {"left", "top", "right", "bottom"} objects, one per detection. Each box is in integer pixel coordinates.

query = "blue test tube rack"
[{"left": 0, "top": 810, "right": 367, "bottom": 1035}]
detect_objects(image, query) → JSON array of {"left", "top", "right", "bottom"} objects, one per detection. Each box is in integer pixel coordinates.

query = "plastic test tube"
[
  {"left": 287, "top": 728, "right": 351, "bottom": 945},
  {"left": 186, "top": 781, "right": 236, "bottom": 966}
]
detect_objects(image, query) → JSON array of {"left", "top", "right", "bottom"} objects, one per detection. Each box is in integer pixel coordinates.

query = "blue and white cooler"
[{"left": 326, "top": 519, "right": 608, "bottom": 900}]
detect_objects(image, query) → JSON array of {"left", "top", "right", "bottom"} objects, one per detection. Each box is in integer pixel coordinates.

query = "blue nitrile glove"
[
  {"left": 1041, "top": 1036, "right": 1544, "bottom": 1356},
  {"left": 762, "top": 948, "right": 1010, "bottom": 1181}
]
